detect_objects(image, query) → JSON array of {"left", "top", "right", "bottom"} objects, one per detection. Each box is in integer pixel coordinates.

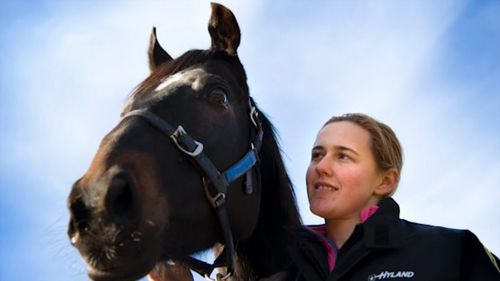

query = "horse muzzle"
[
  {"left": 67, "top": 166, "right": 160, "bottom": 280},
  {"left": 68, "top": 166, "right": 140, "bottom": 236}
]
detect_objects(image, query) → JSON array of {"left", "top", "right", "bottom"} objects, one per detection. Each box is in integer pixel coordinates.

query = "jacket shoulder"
[
  {"left": 459, "top": 229, "right": 500, "bottom": 278},
  {"left": 400, "top": 220, "right": 500, "bottom": 278},
  {"left": 399, "top": 219, "right": 467, "bottom": 241}
]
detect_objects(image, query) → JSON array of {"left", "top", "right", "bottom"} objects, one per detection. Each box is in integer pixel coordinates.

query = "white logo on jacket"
[{"left": 368, "top": 271, "right": 414, "bottom": 280}]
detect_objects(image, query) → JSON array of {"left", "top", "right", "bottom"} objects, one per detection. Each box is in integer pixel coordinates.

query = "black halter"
[{"left": 121, "top": 99, "right": 263, "bottom": 280}]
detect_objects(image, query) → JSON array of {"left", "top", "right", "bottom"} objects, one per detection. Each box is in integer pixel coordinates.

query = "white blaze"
[
  {"left": 123, "top": 67, "right": 212, "bottom": 113},
  {"left": 154, "top": 67, "right": 208, "bottom": 93}
]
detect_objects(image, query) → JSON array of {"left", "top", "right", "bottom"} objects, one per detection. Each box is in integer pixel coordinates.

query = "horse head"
[{"left": 67, "top": 3, "right": 300, "bottom": 281}]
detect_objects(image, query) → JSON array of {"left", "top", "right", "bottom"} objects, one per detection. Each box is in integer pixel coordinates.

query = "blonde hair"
[{"left": 324, "top": 113, "right": 403, "bottom": 195}]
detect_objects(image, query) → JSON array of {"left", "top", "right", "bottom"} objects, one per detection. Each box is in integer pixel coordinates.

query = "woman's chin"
[{"left": 309, "top": 199, "right": 336, "bottom": 218}]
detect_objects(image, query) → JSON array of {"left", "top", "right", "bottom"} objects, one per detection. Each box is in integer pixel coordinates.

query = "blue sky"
[{"left": 1, "top": 1, "right": 499, "bottom": 280}]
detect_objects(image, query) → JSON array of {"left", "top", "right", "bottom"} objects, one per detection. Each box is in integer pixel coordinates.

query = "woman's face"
[{"left": 306, "top": 121, "right": 383, "bottom": 220}]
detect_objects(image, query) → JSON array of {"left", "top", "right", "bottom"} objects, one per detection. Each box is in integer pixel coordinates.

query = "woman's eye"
[
  {"left": 311, "top": 152, "right": 323, "bottom": 161},
  {"left": 337, "top": 153, "right": 349, "bottom": 160},
  {"left": 208, "top": 88, "right": 228, "bottom": 106}
]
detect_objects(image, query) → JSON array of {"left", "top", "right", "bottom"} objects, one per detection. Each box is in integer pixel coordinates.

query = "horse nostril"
[
  {"left": 69, "top": 196, "right": 91, "bottom": 232},
  {"left": 105, "top": 175, "right": 138, "bottom": 226}
]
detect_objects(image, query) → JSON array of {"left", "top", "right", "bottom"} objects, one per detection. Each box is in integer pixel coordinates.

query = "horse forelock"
[{"left": 123, "top": 50, "right": 248, "bottom": 114}]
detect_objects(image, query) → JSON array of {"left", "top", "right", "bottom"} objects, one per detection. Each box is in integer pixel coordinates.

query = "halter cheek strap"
[{"left": 121, "top": 99, "right": 263, "bottom": 280}]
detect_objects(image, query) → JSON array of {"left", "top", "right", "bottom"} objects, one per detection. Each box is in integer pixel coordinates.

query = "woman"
[{"left": 282, "top": 113, "right": 499, "bottom": 281}]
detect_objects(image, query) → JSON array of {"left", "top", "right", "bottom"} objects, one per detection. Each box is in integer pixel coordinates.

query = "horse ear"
[
  {"left": 208, "top": 3, "right": 241, "bottom": 56},
  {"left": 148, "top": 27, "right": 173, "bottom": 72}
]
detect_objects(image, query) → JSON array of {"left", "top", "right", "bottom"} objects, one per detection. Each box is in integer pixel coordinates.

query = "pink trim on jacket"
[
  {"left": 360, "top": 205, "right": 379, "bottom": 223},
  {"left": 308, "top": 225, "right": 337, "bottom": 271},
  {"left": 308, "top": 205, "right": 379, "bottom": 271}
]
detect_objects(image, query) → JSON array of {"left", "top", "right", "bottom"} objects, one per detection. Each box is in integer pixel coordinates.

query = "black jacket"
[{"left": 268, "top": 198, "right": 500, "bottom": 281}]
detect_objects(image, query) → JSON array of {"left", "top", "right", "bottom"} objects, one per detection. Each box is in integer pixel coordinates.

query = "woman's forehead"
[{"left": 314, "top": 121, "right": 371, "bottom": 149}]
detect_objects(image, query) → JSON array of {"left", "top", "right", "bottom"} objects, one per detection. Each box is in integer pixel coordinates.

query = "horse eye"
[{"left": 208, "top": 88, "right": 228, "bottom": 106}]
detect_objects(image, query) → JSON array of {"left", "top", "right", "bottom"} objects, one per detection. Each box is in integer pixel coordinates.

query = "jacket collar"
[
  {"left": 326, "top": 198, "right": 403, "bottom": 281},
  {"left": 285, "top": 198, "right": 404, "bottom": 281},
  {"left": 362, "top": 197, "right": 402, "bottom": 249}
]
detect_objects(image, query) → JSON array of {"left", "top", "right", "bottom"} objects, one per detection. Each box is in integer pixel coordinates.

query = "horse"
[{"left": 67, "top": 3, "right": 301, "bottom": 281}]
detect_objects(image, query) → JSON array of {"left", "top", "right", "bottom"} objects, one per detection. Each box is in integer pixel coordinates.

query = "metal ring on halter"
[
  {"left": 203, "top": 177, "right": 227, "bottom": 208},
  {"left": 170, "top": 126, "right": 204, "bottom": 156},
  {"left": 249, "top": 105, "right": 258, "bottom": 128},
  {"left": 204, "top": 272, "right": 232, "bottom": 281},
  {"left": 209, "top": 192, "right": 226, "bottom": 209}
]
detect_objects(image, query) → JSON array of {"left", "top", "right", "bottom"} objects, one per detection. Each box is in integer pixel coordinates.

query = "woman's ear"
[{"left": 375, "top": 168, "right": 399, "bottom": 197}]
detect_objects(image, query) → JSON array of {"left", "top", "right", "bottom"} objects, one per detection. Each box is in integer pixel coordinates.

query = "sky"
[{"left": 0, "top": 0, "right": 499, "bottom": 280}]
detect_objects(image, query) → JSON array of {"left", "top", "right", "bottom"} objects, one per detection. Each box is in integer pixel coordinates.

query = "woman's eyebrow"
[
  {"left": 312, "top": 145, "right": 325, "bottom": 151},
  {"left": 334, "top": 145, "right": 359, "bottom": 155},
  {"left": 312, "top": 145, "right": 359, "bottom": 155}
]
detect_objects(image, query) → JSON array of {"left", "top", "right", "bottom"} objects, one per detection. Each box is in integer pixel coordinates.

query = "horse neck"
[{"left": 235, "top": 112, "right": 302, "bottom": 280}]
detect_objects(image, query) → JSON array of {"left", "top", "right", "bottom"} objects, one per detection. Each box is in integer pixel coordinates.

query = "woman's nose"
[{"left": 315, "top": 155, "right": 332, "bottom": 176}]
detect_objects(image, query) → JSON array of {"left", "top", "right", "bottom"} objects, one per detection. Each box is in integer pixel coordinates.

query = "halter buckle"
[{"left": 170, "top": 126, "right": 204, "bottom": 156}]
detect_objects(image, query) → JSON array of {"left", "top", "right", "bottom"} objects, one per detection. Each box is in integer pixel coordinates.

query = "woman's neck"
[{"left": 324, "top": 216, "right": 360, "bottom": 249}]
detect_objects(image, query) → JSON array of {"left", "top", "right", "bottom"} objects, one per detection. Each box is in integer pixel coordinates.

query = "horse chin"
[
  {"left": 82, "top": 232, "right": 162, "bottom": 281},
  {"left": 87, "top": 256, "right": 156, "bottom": 281},
  {"left": 147, "top": 261, "right": 194, "bottom": 281}
]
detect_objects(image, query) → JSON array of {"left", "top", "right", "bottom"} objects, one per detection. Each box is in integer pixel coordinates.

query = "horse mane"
[{"left": 235, "top": 105, "right": 302, "bottom": 280}]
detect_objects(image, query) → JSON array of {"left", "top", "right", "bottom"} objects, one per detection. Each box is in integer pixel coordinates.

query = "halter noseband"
[{"left": 121, "top": 99, "right": 263, "bottom": 280}]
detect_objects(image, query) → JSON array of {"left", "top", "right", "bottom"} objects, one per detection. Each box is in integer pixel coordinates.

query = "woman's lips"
[{"left": 314, "top": 182, "right": 339, "bottom": 192}]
